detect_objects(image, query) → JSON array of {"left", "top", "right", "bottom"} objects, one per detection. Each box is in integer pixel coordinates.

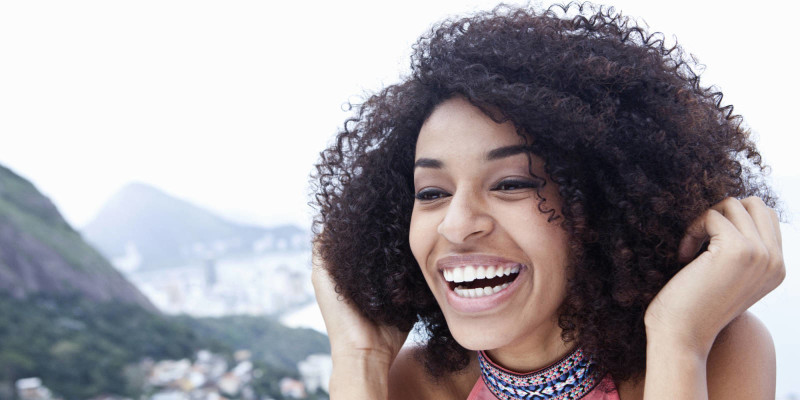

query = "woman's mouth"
[{"left": 442, "top": 264, "right": 522, "bottom": 298}]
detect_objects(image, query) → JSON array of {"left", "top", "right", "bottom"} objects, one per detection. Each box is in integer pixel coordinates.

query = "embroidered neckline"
[{"left": 478, "top": 348, "right": 601, "bottom": 400}]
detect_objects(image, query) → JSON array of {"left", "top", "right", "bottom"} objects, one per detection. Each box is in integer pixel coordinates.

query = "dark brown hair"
[{"left": 312, "top": 2, "right": 773, "bottom": 381}]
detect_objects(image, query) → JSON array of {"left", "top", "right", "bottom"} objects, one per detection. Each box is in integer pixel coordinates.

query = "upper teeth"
[{"left": 443, "top": 265, "right": 520, "bottom": 283}]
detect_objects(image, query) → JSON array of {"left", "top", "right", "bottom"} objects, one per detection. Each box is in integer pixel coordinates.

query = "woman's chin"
[{"left": 444, "top": 317, "right": 517, "bottom": 351}]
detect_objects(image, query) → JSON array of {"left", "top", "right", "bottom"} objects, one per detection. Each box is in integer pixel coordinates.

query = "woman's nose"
[{"left": 437, "top": 191, "right": 493, "bottom": 244}]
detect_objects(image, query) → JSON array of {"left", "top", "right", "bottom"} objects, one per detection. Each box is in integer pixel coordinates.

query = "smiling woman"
[
  {"left": 311, "top": 3, "right": 784, "bottom": 400},
  {"left": 409, "top": 98, "right": 572, "bottom": 362}
]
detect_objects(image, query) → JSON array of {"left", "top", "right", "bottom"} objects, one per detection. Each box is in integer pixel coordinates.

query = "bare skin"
[
  {"left": 312, "top": 98, "right": 784, "bottom": 400},
  {"left": 380, "top": 309, "right": 776, "bottom": 399}
]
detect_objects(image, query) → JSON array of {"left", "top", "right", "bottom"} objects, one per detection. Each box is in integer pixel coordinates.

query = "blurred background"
[{"left": 1, "top": 0, "right": 797, "bottom": 399}]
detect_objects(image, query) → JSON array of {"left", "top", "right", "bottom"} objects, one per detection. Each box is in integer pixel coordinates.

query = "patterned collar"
[{"left": 478, "top": 348, "right": 601, "bottom": 400}]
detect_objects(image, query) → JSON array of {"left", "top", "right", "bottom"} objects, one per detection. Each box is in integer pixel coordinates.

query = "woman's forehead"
[{"left": 415, "top": 98, "right": 523, "bottom": 159}]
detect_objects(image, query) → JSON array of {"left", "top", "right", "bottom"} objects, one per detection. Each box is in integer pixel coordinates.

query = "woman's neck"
[{"left": 483, "top": 325, "right": 575, "bottom": 372}]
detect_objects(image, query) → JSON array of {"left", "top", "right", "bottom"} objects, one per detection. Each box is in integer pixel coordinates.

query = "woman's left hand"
[{"left": 644, "top": 196, "right": 785, "bottom": 356}]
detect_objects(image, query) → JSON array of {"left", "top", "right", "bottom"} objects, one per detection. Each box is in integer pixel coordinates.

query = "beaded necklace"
[{"left": 477, "top": 348, "right": 601, "bottom": 400}]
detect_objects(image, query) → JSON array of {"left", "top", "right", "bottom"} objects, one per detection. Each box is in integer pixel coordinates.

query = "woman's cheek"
[{"left": 408, "top": 208, "right": 430, "bottom": 272}]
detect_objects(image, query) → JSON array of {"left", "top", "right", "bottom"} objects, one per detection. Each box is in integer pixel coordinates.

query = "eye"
[
  {"left": 415, "top": 188, "right": 450, "bottom": 201},
  {"left": 492, "top": 179, "right": 541, "bottom": 192}
]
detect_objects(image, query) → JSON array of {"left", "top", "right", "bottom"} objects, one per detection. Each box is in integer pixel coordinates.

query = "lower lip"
[{"left": 442, "top": 267, "right": 526, "bottom": 313}]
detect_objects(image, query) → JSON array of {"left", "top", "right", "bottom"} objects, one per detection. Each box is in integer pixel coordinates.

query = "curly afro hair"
[{"left": 311, "top": 2, "right": 774, "bottom": 382}]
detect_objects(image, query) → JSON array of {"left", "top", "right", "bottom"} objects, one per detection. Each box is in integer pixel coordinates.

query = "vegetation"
[
  {"left": 0, "top": 164, "right": 152, "bottom": 308},
  {"left": 0, "top": 164, "right": 329, "bottom": 399},
  {"left": 181, "top": 315, "right": 330, "bottom": 372},
  {"left": 0, "top": 293, "right": 329, "bottom": 399},
  {"left": 0, "top": 293, "right": 207, "bottom": 399}
]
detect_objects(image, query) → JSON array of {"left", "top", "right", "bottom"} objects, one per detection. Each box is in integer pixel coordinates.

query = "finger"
[
  {"left": 740, "top": 197, "right": 780, "bottom": 257},
  {"left": 769, "top": 207, "right": 782, "bottom": 250},
  {"left": 678, "top": 208, "right": 739, "bottom": 263},
  {"left": 765, "top": 206, "right": 786, "bottom": 287},
  {"left": 709, "top": 197, "right": 762, "bottom": 243},
  {"left": 678, "top": 212, "right": 710, "bottom": 263}
]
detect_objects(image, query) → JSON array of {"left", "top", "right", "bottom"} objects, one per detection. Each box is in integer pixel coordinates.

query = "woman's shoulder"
[
  {"left": 706, "top": 310, "right": 776, "bottom": 398},
  {"left": 388, "top": 345, "right": 480, "bottom": 400},
  {"left": 616, "top": 311, "right": 776, "bottom": 399}
]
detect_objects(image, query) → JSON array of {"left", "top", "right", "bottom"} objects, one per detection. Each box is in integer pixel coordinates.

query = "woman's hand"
[
  {"left": 311, "top": 243, "right": 408, "bottom": 399},
  {"left": 642, "top": 197, "right": 784, "bottom": 399},
  {"left": 644, "top": 196, "right": 785, "bottom": 356}
]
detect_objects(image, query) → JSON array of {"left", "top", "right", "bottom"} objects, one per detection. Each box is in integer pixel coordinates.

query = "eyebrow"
[
  {"left": 413, "top": 158, "right": 443, "bottom": 169},
  {"left": 486, "top": 144, "right": 530, "bottom": 160},
  {"left": 414, "top": 144, "right": 531, "bottom": 169}
]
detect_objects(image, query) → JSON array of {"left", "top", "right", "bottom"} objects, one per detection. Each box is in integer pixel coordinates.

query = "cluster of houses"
[
  {"left": 130, "top": 254, "right": 313, "bottom": 317},
  {"left": 141, "top": 349, "right": 331, "bottom": 400},
  {"left": 15, "top": 350, "right": 332, "bottom": 400}
]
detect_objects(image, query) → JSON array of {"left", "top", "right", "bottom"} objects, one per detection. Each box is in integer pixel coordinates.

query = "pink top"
[{"left": 467, "top": 374, "right": 620, "bottom": 400}]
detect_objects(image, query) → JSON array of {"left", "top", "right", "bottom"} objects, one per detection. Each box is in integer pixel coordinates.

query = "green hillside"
[
  {"left": 0, "top": 164, "right": 329, "bottom": 399},
  {"left": 0, "top": 293, "right": 330, "bottom": 399},
  {"left": 0, "top": 293, "right": 210, "bottom": 398},
  {"left": 179, "top": 315, "right": 330, "bottom": 372},
  {"left": 0, "top": 165, "right": 153, "bottom": 307}
]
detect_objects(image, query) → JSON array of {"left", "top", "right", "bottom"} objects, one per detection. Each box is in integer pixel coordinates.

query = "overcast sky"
[
  {"left": 1, "top": 0, "right": 798, "bottom": 229},
  {"left": 2, "top": 1, "right": 799, "bottom": 396}
]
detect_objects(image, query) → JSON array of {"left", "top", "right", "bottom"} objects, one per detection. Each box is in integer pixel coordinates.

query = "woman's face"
[{"left": 409, "top": 97, "right": 570, "bottom": 360}]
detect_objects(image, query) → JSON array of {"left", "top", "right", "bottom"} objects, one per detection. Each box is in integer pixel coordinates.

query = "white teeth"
[
  {"left": 453, "top": 268, "right": 464, "bottom": 283},
  {"left": 443, "top": 264, "right": 522, "bottom": 283},
  {"left": 453, "top": 283, "right": 511, "bottom": 298},
  {"left": 462, "top": 265, "right": 476, "bottom": 282}
]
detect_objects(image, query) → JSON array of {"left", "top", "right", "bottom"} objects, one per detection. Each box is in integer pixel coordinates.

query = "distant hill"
[
  {"left": 0, "top": 165, "right": 153, "bottom": 309},
  {"left": 178, "top": 315, "right": 330, "bottom": 372},
  {"left": 0, "top": 291, "right": 331, "bottom": 400},
  {"left": 0, "top": 292, "right": 212, "bottom": 399},
  {"left": 83, "top": 182, "right": 309, "bottom": 270},
  {"left": 0, "top": 167, "right": 330, "bottom": 399}
]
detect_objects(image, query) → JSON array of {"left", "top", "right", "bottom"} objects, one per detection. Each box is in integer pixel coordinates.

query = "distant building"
[
  {"left": 16, "top": 377, "right": 54, "bottom": 400},
  {"left": 279, "top": 378, "right": 306, "bottom": 399},
  {"left": 204, "top": 258, "right": 217, "bottom": 290},
  {"left": 234, "top": 349, "right": 252, "bottom": 362},
  {"left": 149, "top": 390, "right": 187, "bottom": 400},
  {"left": 149, "top": 359, "right": 192, "bottom": 386},
  {"left": 298, "top": 354, "right": 332, "bottom": 394},
  {"left": 217, "top": 372, "right": 242, "bottom": 396}
]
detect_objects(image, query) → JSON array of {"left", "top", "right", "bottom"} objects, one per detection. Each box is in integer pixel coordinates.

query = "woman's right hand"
[{"left": 311, "top": 243, "right": 408, "bottom": 399}]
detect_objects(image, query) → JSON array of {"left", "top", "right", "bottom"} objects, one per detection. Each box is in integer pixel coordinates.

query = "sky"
[
  {"left": 1, "top": 0, "right": 798, "bottom": 229},
  {"left": 1, "top": 0, "right": 799, "bottom": 395}
]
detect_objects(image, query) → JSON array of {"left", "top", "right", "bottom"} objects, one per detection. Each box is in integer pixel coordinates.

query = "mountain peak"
[
  {"left": 83, "top": 182, "right": 308, "bottom": 270},
  {"left": 0, "top": 164, "right": 154, "bottom": 309}
]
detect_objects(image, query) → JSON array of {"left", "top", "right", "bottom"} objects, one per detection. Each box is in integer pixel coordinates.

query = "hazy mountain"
[
  {"left": 83, "top": 182, "right": 308, "bottom": 270},
  {"left": 0, "top": 164, "right": 153, "bottom": 309},
  {"left": 0, "top": 168, "right": 329, "bottom": 399}
]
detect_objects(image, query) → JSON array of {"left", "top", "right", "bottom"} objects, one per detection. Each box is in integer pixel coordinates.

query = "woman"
[{"left": 311, "top": 4, "right": 785, "bottom": 399}]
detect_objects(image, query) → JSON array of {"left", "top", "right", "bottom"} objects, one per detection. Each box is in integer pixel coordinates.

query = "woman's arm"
[
  {"left": 642, "top": 197, "right": 784, "bottom": 399},
  {"left": 311, "top": 249, "right": 408, "bottom": 400},
  {"left": 643, "top": 312, "right": 776, "bottom": 399}
]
